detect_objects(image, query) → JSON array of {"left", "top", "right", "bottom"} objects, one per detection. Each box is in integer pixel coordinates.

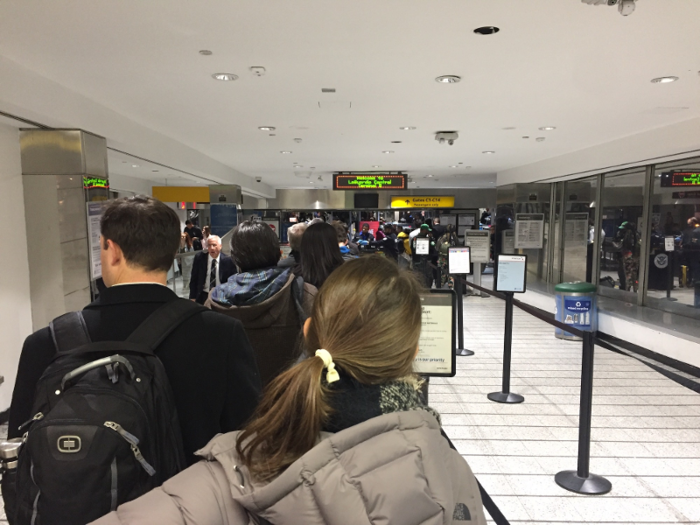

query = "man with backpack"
[{"left": 4, "top": 195, "right": 262, "bottom": 525}]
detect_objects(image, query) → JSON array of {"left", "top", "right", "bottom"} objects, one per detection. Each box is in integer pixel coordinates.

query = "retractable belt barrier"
[{"left": 450, "top": 276, "right": 612, "bottom": 496}]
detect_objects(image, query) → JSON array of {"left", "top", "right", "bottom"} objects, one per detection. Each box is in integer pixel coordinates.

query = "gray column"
[{"left": 20, "top": 130, "right": 108, "bottom": 330}]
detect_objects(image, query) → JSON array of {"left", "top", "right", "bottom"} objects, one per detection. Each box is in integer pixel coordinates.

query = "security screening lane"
[{"left": 434, "top": 294, "right": 700, "bottom": 525}]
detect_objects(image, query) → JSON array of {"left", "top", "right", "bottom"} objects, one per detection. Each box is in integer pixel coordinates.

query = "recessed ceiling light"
[
  {"left": 269, "top": 134, "right": 276, "bottom": 136},
  {"left": 199, "top": 50, "right": 213, "bottom": 56},
  {"left": 522, "top": 136, "right": 530, "bottom": 139},
  {"left": 449, "top": 165, "right": 458, "bottom": 168},
  {"left": 651, "top": 76, "right": 678, "bottom": 84},
  {"left": 502, "top": 127, "right": 516, "bottom": 130},
  {"left": 152, "top": 169, "right": 159, "bottom": 173},
  {"left": 538, "top": 126, "right": 556, "bottom": 131},
  {"left": 482, "top": 151, "right": 495, "bottom": 154},
  {"left": 281, "top": 151, "right": 292, "bottom": 154},
  {"left": 400, "top": 126, "right": 416, "bottom": 130},
  {"left": 309, "top": 181, "right": 314, "bottom": 184},
  {"left": 474, "top": 26, "right": 500, "bottom": 35},
  {"left": 536, "top": 137, "right": 546, "bottom": 142},
  {"left": 372, "top": 165, "right": 380, "bottom": 168},
  {"left": 391, "top": 141, "right": 402, "bottom": 144},
  {"left": 212, "top": 73, "right": 238, "bottom": 81},
  {"left": 427, "top": 174, "right": 434, "bottom": 178},
  {"left": 259, "top": 126, "right": 276, "bottom": 131},
  {"left": 383, "top": 150, "right": 394, "bottom": 154},
  {"left": 131, "top": 164, "right": 140, "bottom": 168},
  {"left": 435, "top": 75, "right": 461, "bottom": 84}
]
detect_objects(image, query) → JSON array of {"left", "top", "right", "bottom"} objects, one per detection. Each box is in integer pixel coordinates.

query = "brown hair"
[
  {"left": 237, "top": 256, "right": 423, "bottom": 481},
  {"left": 101, "top": 195, "right": 180, "bottom": 272}
]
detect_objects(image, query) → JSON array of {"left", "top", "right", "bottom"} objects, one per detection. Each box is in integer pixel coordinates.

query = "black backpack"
[{"left": 13, "top": 300, "right": 206, "bottom": 525}]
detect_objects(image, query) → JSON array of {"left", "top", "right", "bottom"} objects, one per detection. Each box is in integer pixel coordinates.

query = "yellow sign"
[
  {"left": 152, "top": 186, "right": 211, "bottom": 203},
  {"left": 391, "top": 196, "right": 455, "bottom": 208}
]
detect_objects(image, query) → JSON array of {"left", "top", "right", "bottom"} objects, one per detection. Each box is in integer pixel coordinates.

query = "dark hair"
[
  {"left": 100, "top": 195, "right": 180, "bottom": 272},
  {"left": 229, "top": 220, "right": 280, "bottom": 272},
  {"left": 298, "top": 223, "right": 344, "bottom": 288},
  {"left": 332, "top": 221, "right": 348, "bottom": 243},
  {"left": 185, "top": 220, "right": 193, "bottom": 226},
  {"left": 237, "top": 256, "right": 423, "bottom": 482}
]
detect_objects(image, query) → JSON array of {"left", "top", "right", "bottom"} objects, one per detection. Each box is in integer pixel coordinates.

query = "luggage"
[{"left": 13, "top": 300, "right": 205, "bottom": 525}]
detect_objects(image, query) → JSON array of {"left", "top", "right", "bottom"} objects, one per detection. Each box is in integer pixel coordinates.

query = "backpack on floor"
[{"left": 13, "top": 300, "right": 206, "bottom": 525}]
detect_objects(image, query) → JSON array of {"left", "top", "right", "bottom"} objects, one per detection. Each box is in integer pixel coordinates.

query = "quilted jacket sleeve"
[{"left": 89, "top": 461, "right": 252, "bottom": 525}]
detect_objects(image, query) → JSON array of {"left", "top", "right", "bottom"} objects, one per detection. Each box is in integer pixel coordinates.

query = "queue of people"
[{"left": 3, "top": 198, "right": 486, "bottom": 525}]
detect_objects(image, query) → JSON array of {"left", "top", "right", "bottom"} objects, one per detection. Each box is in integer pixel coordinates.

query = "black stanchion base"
[
  {"left": 555, "top": 470, "right": 612, "bottom": 495},
  {"left": 487, "top": 391, "right": 524, "bottom": 404},
  {"left": 456, "top": 348, "right": 475, "bottom": 357}
]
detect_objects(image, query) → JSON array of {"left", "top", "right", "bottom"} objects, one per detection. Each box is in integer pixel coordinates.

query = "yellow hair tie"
[{"left": 315, "top": 349, "right": 340, "bottom": 384}]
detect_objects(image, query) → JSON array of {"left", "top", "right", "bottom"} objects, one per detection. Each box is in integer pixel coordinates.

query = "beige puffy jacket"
[{"left": 91, "top": 411, "right": 486, "bottom": 525}]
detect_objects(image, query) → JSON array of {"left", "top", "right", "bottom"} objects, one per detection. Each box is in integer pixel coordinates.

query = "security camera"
[
  {"left": 255, "top": 177, "right": 262, "bottom": 183},
  {"left": 618, "top": 0, "right": 636, "bottom": 16},
  {"left": 435, "top": 131, "right": 459, "bottom": 146}
]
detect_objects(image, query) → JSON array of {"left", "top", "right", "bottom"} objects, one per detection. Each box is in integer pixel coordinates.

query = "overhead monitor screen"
[
  {"left": 496, "top": 254, "right": 528, "bottom": 293},
  {"left": 333, "top": 173, "right": 407, "bottom": 190},
  {"left": 660, "top": 171, "right": 700, "bottom": 187},
  {"left": 448, "top": 246, "right": 471, "bottom": 275},
  {"left": 414, "top": 290, "right": 456, "bottom": 377}
]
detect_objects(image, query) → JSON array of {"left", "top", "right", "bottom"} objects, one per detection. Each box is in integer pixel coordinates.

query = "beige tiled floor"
[{"left": 435, "top": 294, "right": 700, "bottom": 524}]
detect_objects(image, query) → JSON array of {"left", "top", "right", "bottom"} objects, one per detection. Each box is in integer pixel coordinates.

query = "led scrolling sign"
[
  {"left": 333, "top": 173, "right": 407, "bottom": 190},
  {"left": 660, "top": 171, "right": 700, "bottom": 188},
  {"left": 83, "top": 176, "right": 109, "bottom": 190}
]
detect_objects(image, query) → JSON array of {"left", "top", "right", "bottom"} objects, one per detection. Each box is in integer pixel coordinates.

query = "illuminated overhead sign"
[
  {"left": 391, "top": 196, "right": 455, "bottom": 208},
  {"left": 83, "top": 176, "right": 109, "bottom": 190},
  {"left": 660, "top": 171, "right": 700, "bottom": 187},
  {"left": 333, "top": 173, "right": 407, "bottom": 190}
]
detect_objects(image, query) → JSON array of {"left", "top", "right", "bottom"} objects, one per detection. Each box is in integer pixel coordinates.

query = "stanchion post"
[
  {"left": 455, "top": 276, "right": 475, "bottom": 357},
  {"left": 555, "top": 331, "right": 612, "bottom": 495},
  {"left": 487, "top": 292, "right": 523, "bottom": 403}
]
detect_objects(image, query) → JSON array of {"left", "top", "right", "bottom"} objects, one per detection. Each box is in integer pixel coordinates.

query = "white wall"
[
  {"left": 498, "top": 117, "right": 700, "bottom": 185},
  {"left": 108, "top": 172, "right": 159, "bottom": 197},
  {"left": 0, "top": 122, "right": 32, "bottom": 411}
]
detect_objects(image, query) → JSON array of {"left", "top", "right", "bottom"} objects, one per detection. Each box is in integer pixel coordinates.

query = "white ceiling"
[{"left": 0, "top": 0, "right": 699, "bottom": 191}]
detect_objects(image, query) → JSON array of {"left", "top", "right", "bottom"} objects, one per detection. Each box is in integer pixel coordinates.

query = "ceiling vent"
[
  {"left": 321, "top": 88, "right": 336, "bottom": 93},
  {"left": 318, "top": 101, "right": 352, "bottom": 110}
]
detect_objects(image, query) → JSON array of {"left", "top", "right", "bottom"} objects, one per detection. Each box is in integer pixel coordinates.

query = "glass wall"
[
  {"left": 645, "top": 158, "right": 700, "bottom": 319},
  {"left": 561, "top": 177, "right": 598, "bottom": 284},
  {"left": 597, "top": 169, "right": 647, "bottom": 303}
]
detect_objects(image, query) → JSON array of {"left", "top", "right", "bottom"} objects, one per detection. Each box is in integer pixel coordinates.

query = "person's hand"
[{"left": 190, "top": 299, "right": 196, "bottom": 302}]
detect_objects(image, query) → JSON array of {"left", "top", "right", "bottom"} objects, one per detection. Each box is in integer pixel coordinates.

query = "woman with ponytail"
[{"left": 93, "top": 256, "right": 486, "bottom": 525}]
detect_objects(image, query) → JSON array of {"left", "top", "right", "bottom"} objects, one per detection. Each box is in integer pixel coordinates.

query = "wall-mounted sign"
[
  {"left": 83, "top": 176, "right": 109, "bottom": 190},
  {"left": 565, "top": 213, "right": 589, "bottom": 246},
  {"left": 390, "top": 196, "right": 455, "bottom": 208},
  {"left": 673, "top": 191, "right": 700, "bottom": 199},
  {"left": 334, "top": 173, "right": 407, "bottom": 190},
  {"left": 514, "top": 213, "right": 544, "bottom": 249},
  {"left": 661, "top": 171, "right": 700, "bottom": 187}
]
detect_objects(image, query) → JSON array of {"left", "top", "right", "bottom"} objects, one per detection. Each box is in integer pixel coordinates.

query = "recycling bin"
[{"left": 554, "top": 282, "right": 597, "bottom": 341}]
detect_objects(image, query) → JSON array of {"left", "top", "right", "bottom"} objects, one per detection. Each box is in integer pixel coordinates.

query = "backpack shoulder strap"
[
  {"left": 126, "top": 300, "right": 208, "bottom": 350},
  {"left": 50, "top": 312, "right": 91, "bottom": 354}
]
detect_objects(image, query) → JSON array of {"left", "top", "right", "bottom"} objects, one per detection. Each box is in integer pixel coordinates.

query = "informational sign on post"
[
  {"left": 448, "top": 246, "right": 471, "bottom": 275},
  {"left": 496, "top": 254, "right": 528, "bottom": 293},
  {"left": 86, "top": 202, "right": 108, "bottom": 280},
  {"left": 502, "top": 230, "right": 515, "bottom": 254},
  {"left": 464, "top": 230, "right": 490, "bottom": 263},
  {"left": 415, "top": 238, "right": 430, "bottom": 255},
  {"left": 565, "top": 213, "right": 589, "bottom": 246},
  {"left": 414, "top": 290, "right": 456, "bottom": 377},
  {"left": 514, "top": 213, "right": 544, "bottom": 249},
  {"left": 665, "top": 236, "right": 675, "bottom": 252}
]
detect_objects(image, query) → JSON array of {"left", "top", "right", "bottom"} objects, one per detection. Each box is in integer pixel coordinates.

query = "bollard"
[
  {"left": 487, "top": 292, "right": 524, "bottom": 404},
  {"left": 555, "top": 332, "right": 612, "bottom": 495}
]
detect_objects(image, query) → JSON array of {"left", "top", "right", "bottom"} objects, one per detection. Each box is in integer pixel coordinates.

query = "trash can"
[{"left": 554, "top": 282, "right": 597, "bottom": 341}]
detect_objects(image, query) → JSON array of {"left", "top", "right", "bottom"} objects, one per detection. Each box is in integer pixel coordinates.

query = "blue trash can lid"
[{"left": 554, "top": 282, "right": 597, "bottom": 293}]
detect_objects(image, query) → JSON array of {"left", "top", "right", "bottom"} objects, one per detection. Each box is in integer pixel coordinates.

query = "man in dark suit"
[
  {"left": 189, "top": 235, "right": 236, "bottom": 304},
  {"left": 7, "top": 196, "right": 262, "bottom": 464}
]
